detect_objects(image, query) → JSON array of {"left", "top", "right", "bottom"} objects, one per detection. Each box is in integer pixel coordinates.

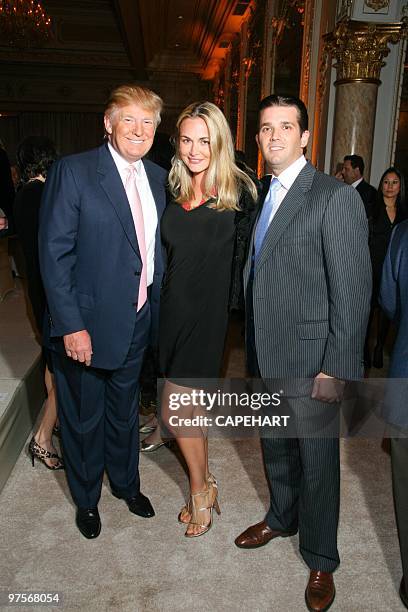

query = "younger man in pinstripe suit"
[{"left": 235, "top": 95, "right": 371, "bottom": 611}]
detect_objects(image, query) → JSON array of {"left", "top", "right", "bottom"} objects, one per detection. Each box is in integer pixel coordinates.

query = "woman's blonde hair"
[{"left": 168, "top": 101, "right": 257, "bottom": 210}]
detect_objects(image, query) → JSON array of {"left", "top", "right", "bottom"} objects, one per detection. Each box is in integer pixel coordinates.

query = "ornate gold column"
[
  {"left": 299, "top": 0, "right": 316, "bottom": 108},
  {"left": 236, "top": 21, "right": 249, "bottom": 150},
  {"left": 326, "top": 18, "right": 407, "bottom": 177}
]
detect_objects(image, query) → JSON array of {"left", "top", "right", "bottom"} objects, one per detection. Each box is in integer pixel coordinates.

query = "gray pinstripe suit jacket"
[{"left": 244, "top": 162, "right": 372, "bottom": 381}]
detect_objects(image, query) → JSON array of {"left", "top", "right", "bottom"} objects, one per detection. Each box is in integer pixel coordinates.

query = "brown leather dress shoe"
[
  {"left": 234, "top": 520, "right": 297, "bottom": 549},
  {"left": 305, "top": 571, "right": 335, "bottom": 612}
]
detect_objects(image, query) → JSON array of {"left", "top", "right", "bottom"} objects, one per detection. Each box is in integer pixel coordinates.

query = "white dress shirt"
[
  {"left": 351, "top": 177, "right": 363, "bottom": 189},
  {"left": 267, "top": 155, "right": 307, "bottom": 225},
  {"left": 108, "top": 143, "right": 157, "bottom": 286}
]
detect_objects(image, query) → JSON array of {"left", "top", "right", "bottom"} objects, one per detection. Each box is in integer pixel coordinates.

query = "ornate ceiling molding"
[
  {"left": 112, "top": 0, "right": 147, "bottom": 79},
  {"left": 0, "top": 48, "right": 130, "bottom": 68},
  {"left": 364, "top": 1, "right": 390, "bottom": 11},
  {"left": 113, "top": 0, "right": 253, "bottom": 80}
]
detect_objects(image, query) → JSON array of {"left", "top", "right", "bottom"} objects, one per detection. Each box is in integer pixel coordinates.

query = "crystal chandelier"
[{"left": 0, "top": 0, "right": 52, "bottom": 47}]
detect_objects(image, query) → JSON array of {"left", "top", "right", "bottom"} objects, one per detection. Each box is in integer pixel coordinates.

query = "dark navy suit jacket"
[
  {"left": 379, "top": 219, "right": 408, "bottom": 428},
  {"left": 39, "top": 143, "right": 167, "bottom": 370}
]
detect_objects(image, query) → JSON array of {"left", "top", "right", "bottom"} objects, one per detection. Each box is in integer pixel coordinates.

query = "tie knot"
[
  {"left": 270, "top": 177, "right": 280, "bottom": 191},
  {"left": 126, "top": 164, "right": 137, "bottom": 179}
]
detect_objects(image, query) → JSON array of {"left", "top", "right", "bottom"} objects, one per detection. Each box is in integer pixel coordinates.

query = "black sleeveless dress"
[{"left": 159, "top": 199, "right": 236, "bottom": 379}]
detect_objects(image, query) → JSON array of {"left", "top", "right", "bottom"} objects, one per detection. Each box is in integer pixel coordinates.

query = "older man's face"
[{"left": 104, "top": 103, "right": 156, "bottom": 163}]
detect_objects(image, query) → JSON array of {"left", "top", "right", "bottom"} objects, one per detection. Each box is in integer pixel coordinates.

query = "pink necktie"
[{"left": 125, "top": 165, "right": 147, "bottom": 311}]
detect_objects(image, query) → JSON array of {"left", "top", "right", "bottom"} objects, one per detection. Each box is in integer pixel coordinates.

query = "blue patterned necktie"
[{"left": 254, "top": 177, "right": 281, "bottom": 259}]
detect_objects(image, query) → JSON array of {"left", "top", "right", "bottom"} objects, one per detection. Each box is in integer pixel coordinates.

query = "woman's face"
[
  {"left": 178, "top": 117, "right": 211, "bottom": 178},
  {"left": 382, "top": 172, "right": 400, "bottom": 199}
]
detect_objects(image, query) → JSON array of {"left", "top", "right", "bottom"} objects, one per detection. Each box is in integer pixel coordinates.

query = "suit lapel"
[
  {"left": 255, "top": 162, "right": 316, "bottom": 271},
  {"left": 356, "top": 180, "right": 364, "bottom": 196},
  {"left": 97, "top": 144, "right": 140, "bottom": 258}
]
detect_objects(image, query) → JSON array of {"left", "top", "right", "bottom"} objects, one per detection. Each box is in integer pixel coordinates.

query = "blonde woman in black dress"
[{"left": 159, "top": 102, "right": 258, "bottom": 537}]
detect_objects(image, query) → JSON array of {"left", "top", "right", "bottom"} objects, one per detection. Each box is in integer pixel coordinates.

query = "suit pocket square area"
[{"left": 296, "top": 320, "right": 329, "bottom": 339}]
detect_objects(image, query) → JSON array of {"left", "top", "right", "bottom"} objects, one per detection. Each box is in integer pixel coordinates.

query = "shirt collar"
[
  {"left": 108, "top": 142, "right": 143, "bottom": 175},
  {"left": 351, "top": 177, "right": 363, "bottom": 189},
  {"left": 272, "top": 155, "right": 307, "bottom": 191}
]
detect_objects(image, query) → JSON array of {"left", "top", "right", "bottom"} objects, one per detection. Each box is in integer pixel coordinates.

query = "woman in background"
[
  {"left": 367, "top": 167, "right": 407, "bottom": 368},
  {"left": 13, "top": 136, "right": 63, "bottom": 470},
  {"left": 159, "top": 101, "right": 258, "bottom": 537}
]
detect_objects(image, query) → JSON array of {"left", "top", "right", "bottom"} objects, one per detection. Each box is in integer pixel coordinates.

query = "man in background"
[{"left": 342, "top": 154, "right": 377, "bottom": 217}]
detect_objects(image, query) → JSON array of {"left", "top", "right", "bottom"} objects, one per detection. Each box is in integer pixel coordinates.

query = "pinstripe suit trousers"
[
  {"left": 262, "top": 435, "right": 340, "bottom": 572},
  {"left": 247, "top": 271, "right": 340, "bottom": 572}
]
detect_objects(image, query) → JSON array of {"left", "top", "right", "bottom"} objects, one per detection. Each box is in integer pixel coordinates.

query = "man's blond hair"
[{"left": 105, "top": 84, "right": 163, "bottom": 127}]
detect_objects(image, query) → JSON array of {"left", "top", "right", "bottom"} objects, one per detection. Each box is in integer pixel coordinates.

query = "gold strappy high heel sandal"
[
  {"left": 184, "top": 482, "right": 221, "bottom": 538},
  {"left": 178, "top": 473, "right": 218, "bottom": 524}
]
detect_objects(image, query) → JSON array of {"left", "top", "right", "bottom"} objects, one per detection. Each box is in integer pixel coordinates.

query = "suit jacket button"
[{"left": 135, "top": 271, "right": 141, "bottom": 276}]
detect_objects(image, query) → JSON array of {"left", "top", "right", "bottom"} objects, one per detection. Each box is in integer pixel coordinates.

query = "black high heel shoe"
[{"left": 28, "top": 437, "right": 64, "bottom": 470}]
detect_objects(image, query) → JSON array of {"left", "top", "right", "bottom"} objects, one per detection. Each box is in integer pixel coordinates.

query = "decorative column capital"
[{"left": 324, "top": 17, "right": 408, "bottom": 85}]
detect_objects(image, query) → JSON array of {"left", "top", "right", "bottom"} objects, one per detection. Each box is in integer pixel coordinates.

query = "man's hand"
[
  {"left": 0, "top": 216, "right": 8, "bottom": 230},
  {"left": 311, "top": 372, "right": 345, "bottom": 403},
  {"left": 63, "top": 330, "right": 93, "bottom": 366}
]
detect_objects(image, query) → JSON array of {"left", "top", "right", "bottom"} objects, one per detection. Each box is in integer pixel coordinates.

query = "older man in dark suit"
[
  {"left": 39, "top": 85, "right": 167, "bottom": 539},
  {"left": 235, "top": 95, "right": 372, "bottom": 611},
  {"left": 380, "top": 220, "right": 408, "bottom": 609}
]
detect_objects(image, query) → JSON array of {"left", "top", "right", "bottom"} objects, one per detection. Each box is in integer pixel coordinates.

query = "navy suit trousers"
[{"left": 53, "top": 302, "right": 151, "bottom": 509}]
